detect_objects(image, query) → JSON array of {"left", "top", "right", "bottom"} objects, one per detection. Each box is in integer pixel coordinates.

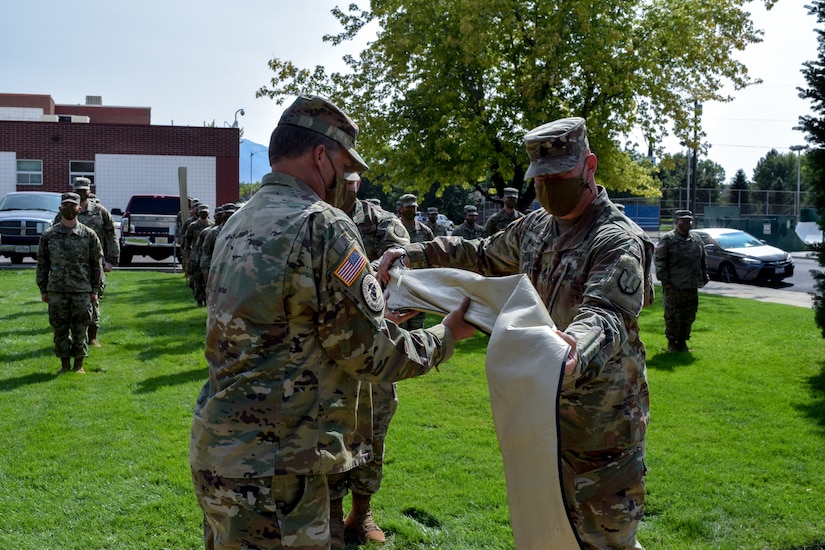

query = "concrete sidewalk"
[{"left": 650, "top": 272, "right": 813, "bottom": 309}]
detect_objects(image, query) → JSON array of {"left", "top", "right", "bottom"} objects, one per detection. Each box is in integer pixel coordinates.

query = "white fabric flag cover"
[{"left": 387, "top": 266, "right": 581, "bottom": 549}]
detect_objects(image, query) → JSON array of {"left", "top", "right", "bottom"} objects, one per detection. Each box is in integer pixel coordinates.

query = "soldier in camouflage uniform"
[
  {"left": 424, "top": 206, "right": 447, "bottom": 237},
  {"left": 53, "top": 177, "right": 119, "bottom": 346},
  {"left": 397, "top": 194, "right": 435, "bottom": 332},
  {"left": 37, "top": 193, "right": 103, "bottom": 375},
  {"left": 379, "top": 117, "right": 653, "bottom": 550},
  {"left": 451, "top": 204, "right": 485, "bottom": 240},
  {"left": 179, "top": 198, "right": 200, "bottom": 277},
  {"left": 189, "top": 95, "right": 475, "bottom": 550},
  {"left": 199, "top": 203, "right": 237, "bottom": 288},
  {"left": 324, "top": 173, "right": 412, "bottom": 544},
  {"left": 185, "top": 204, "right": 213, "bottom": 307},
  {"left": 654, "top": 209, "right": 708, "bottom": 352},
  {"left": 484, "top": 186, "right": 525, "bottom": 236}
]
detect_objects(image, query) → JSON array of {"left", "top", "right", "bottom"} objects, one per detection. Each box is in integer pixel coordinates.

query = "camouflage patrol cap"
[
  {"left": 464, "top": 205, "right": 478, "bottom": 215},
  {"left": 279, "top": 95, "right": 368, "bottom": 171},
  {"left": 214, "top": 205, "right": 224, "bottom": 215},
  {"left": 399, "top": 193, "right": 418, "bottom": 207},
  {"left": 221, "top": 202, "right": 238, "bottom": 212},
  {"left": 427, "top": 207, "right": 439, "bottom": 214},
  {"left": 344, "top": 172, "right": 361, "bottom": 182},
  {"left": 61, "top": 192, "right": 80, "bottom": 205},
  {"left": 524, "top": 117, "right": 589, "bottom": 178},
  {"left": 197, "top": 203, "right": 209, "bottom": 213},
  {"left": 675, "top": 209, "right": 694, "bottom": 220},
  {"left": 503, "top": 187, "right": 519, "bottom": 198},
  {"left": 365, "top": 198, "right": 382, "bottom": 206},
  {"left": 73, "top": 177, "right": 91, "bottom": 190}
]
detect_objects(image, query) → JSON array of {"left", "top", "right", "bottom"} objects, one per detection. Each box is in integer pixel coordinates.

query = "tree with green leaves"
[
  {"left": 798, "top": 0, "right": 825, "bottom": 337},
  {"left": 257, "top": 1, "right": 768, "bottom": 207},
  {"left": 750, "top": 149, "right": 798, "bottom": 214},
  {"left": 727, "top": 168, "right": 750, "bottom": 207}
]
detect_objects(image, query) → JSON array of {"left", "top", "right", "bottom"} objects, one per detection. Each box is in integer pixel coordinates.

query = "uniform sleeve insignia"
[
  {"left": 361, "top": 274, "right": 384, "bottom": 312},
  {"left": 618, "top": 268, "right": 642, "bottom": 295},
  {"left": 335, "top": 248, "right": 368, "bottom": 286}
]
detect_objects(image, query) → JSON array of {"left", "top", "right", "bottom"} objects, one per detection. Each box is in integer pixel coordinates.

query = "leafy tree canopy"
[{"left": 258, "top": 0, "right": 769, "bottom": 205}]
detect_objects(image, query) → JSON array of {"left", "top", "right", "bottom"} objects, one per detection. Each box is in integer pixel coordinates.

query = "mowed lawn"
[{"left": 0, "top": 269, "right": 823, "bottom": 549}]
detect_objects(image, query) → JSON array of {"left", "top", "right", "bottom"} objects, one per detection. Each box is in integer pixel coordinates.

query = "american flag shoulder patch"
[{"left": 334, "top": 248, "right": 368, "bottom": 286}]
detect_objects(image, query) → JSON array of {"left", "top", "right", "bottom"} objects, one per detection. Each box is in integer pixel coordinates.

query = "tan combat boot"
[
  {"left": 88, "top": 326, "right": 101, "bottom": 347},
  {"left": 57, "top": 357, "right": 71, "bottom": 374},
  {"left": 330, "top": 497, "right": 345, "bottom": 550},
  {"left": 73, "top": 356, "right": 86, "bottom": 374},
  {"left": 344, "top": 493, "right": 385, "bottom": 543}
]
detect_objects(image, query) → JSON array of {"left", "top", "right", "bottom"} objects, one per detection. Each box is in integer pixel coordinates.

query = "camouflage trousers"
[
  {"left": 662, "top": 287, "right": 699, "bottom": 345},
  {"left": 191, "top": 270, "right": 206, "bottom": 303},
  {"left": 400, "top": 311, "right": 426, "bottom": 331},
  {"left": 90, "top": 273, "right": 106, "bottom": 327},
  {"left": 328, "top": 382, "right": 399, "bottom": 500},
  {"left": 192, "top": 469, "right": 332, "bottom": 550},
  {"left": 561, "top": 445, "right": 646, "bottom": 550},
  {"left": 47, "top": 292, "right": 92, "bottom": 358}
]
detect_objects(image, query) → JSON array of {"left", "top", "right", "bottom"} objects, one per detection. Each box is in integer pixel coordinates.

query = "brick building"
[{"left": 0, "top": 93, "right": 240, "bottom": 213}]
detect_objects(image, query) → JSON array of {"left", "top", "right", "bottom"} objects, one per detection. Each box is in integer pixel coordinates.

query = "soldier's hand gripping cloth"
[{"left": 387, "top": 266, "right": 581, "bottom": 549}]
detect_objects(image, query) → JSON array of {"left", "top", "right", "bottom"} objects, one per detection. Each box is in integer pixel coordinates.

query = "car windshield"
[
  {"left": 0, "top": 194, "right": 61, "bottom": 212},
  {"left": 128, "top": 197, "right": 180, "bottom": 215},
  {"left": 716, "top": 231, "right": 764, "bottom": 249}
]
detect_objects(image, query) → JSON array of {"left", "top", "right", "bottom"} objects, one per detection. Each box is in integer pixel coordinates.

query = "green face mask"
[
  {"left": 323, "top": 152, "right": 350, "bottom": 210},
  {"left": 535, "top": 165, "right": 587, "bottom": 217}
]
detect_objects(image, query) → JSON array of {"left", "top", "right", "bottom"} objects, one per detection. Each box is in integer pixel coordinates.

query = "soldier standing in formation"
[
  {"left": 451, "top": 204, "right": 485, "bottom": 240},
  {"left": 198, "top": 203, "right": 238, "bottom": 288},
  {"left": 326, "top": 172, "right": 412, "bottom": 546},
  {"left": 185, "top": 204, "right": 213, "bottom": 307},
  {"left": 654, "top": 209, "right": 709, "bottom": 352},
  {"left": 397, "top": 193, "right": 435, "bottom": 332},
  {"left": 179, "top": 198, "right": 200, "bottom": 276},
  {"left": 484, "top": 186, "right": 525, "bottom": 236},
  {"left": 189, "top": 95, "right": 475, "bottom": 550},
  {"left": 424, "top": 206, "right": 447, "bottom": 237},
  {"left": 53, "top": 177, "right": 118, "bottom": 346},
  {"left": 379, "top": 117, "right": 654, "bottom": 549},
  {"left": 37, "top": 193, "right": 103, "bottom": 375}
]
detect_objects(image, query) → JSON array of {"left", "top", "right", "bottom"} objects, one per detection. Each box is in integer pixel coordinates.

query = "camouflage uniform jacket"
[
  {"left": 424, "top": 219, "right": 447, "bottom": 237},
  {"left": 52, "top": 200, "right": 119, "bottom": 264},
  {"left": 178, "top": 213, "right": 197, "bottom": 245},
  {"left": 36, "top": 222, "right": 103, "bottom": 294},
  {"left": 403, "top": 219, "right": 435, "bottom": 244},
  {"left": 190, "top": 172, "right": 456, "bottom": 479},
  {"left": 185, "top": 220, "right": 213, "bottom": 273},
  {"left": 654, "top": 230, "right": 709, "bottom": 289},
  {"left": 484, "top": 208, "right": 525, "bottom": 237},
  {"left": 405, "top": 187, "right": 653, "bottom": 453},
  {"left": 198, "top": 223, "right": 224, "bottom": 275},
  {"left": 349, "top": 199, "right": 410, "bottom": 261},
  {"left": 451, "top": 222, "right": 485, "bottom": 240}
]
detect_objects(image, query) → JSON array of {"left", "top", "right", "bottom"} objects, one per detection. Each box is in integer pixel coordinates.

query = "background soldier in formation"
[
  {"left": 185, "top": 203, "right": 213, "bottom": 307},
  {"left": 397, "top": 193, "right": 434, "bottom": 331},
  {"left": 451, "top": 204, "right": 485, "bottom": 239},
  {"left": 328, "top": 172, "right": 412, "bottom": 545},
  {"left": 179, "top": 198, "right": 200, "bottom": 276},
  {"left": 199, "top": 203, "right": 238, "bottom": 287},
  {"left": 484, "top": 186, "right": 525, "bottom": 236},
  {"left": 424, "top": 206, "right": 447, "bottom": 237},
  {"left": 54, "top": 177, "right": 118, "bottom": 346},
  {"left": 654, "top": 209, "right": 709, "bottom": 352},
  {"left": 379, "top": 117, "right": 653, "bottom": 549},
  {"left": 37, "top": 193, "right": 103, "bottom": 374},
  {"left": 189, "top": 95, "right": 474, "bottom": 550}
]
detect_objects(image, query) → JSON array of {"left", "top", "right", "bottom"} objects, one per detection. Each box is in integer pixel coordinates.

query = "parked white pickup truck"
[{"left": 114, "top": 195, "right": 180, "bottom": 266}]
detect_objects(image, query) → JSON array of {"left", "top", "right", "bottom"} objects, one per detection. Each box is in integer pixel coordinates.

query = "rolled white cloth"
[{"left": 387, "top": 266, "right": 581, "bottom": 549}]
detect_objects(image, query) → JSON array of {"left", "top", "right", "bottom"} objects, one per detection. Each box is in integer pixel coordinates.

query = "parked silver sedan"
[{"left": 693, "top": 228, "right": 794, "bottom": 284}]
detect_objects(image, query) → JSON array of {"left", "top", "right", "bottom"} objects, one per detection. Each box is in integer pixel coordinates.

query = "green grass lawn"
[{"left": 0, "top": 269, "right": 823, "bottom": 549}]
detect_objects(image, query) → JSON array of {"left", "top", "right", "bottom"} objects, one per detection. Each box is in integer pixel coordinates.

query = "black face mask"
[
  {"left": 535, "top": 165, "right": 588, "bottom": 217},
  {"left": 61, "top": 206, "right": 78, "bottom": 220}
]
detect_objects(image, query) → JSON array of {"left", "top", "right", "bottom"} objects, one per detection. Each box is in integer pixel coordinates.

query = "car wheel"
[
  {"left": 10, "top": 254, "right": 24, "bottom": 264},
  {"left": 719, "top": 263, "right": 736, "bottom": 283}
]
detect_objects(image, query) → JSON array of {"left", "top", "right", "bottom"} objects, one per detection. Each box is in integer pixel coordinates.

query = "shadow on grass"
[
  {"left": 795, "top": 360, "right": 825, "bottom": 433},
  {"left": 784, "top": 543, "right": 825, "bottom": 550},
  {"left": 0, "top": 371, "right": 59, "bottom": 392},
  {"left": 2, "top": 346, "right": 58, "bottom": 363},
  {"left": 646, "top": 350, "right": 699, "bottom": 371},
  {"left": 135, "top": 366, "right": 208, "bottom": 394}
]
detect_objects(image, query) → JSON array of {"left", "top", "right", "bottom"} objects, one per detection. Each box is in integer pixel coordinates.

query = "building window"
[
  {"left": 17, "top": 160, "right": 43, "bottom": 185},
  {"left": 70, "top": 161, "right": 95, "bottom": 187}
]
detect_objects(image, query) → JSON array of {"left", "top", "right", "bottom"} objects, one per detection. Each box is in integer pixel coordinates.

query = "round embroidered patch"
[{"left": 362, "top": 274, "right": 384, "bottom": 312}]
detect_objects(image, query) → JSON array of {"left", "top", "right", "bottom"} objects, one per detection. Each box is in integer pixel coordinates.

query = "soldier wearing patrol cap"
[
  {"left": 198, "top": 203, "right": 238, "bottom": 287},
  {"left": 654, "top": 209, "right": 709, "bottom": 352},
  {"left": 451, "top": 204, "right": 485, "bottom": 240},
  {"left": 378, "top": 116, "right": 654, "bottom": 549},
  {"left": 189, "top": 95, "right": 475, "bottom": 550},
  {"left": 424, "top": 206, "right": 447, "bottom": 237},
  {"left": 37, "top": 192, "right": 103, "bottom": 374},
  {"left": 52, "top": 177, "right": 119, "bottom": 346},
  {"left": 484, "top": 186, "right": 525, "bottom": 236},
  {"left": 185, "top": 204, "right": 213, "bottom": 307}
]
